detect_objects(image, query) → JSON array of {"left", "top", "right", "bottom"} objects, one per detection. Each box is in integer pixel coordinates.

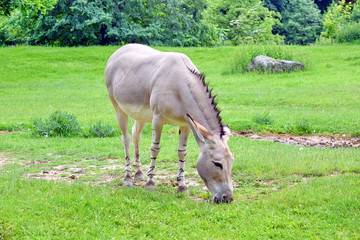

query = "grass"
[
  {"left": 1, "top": 45, "right": 360, "bottom": 135},
  {"left": 0, "top": 45, "right": 359, "bottom": 239}
]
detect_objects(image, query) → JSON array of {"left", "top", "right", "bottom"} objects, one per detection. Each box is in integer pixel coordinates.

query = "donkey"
[{"left": 105, "top": 44, "right": 234, "bottom": 203}]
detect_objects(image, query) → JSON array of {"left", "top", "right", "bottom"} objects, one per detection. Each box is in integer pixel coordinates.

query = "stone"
[{"left": 247, "top": 55, "right": 304, "bottom": 73}]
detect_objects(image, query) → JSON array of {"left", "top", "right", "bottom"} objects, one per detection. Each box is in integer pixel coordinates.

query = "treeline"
[{"left": 0, "top": 0, "right": 359, "bottom": 46}]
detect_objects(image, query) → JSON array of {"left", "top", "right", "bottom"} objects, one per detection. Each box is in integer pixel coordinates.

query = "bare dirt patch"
[
  {"left": 0, "top": 152, "right": 13, "bottom": 168},
  {"left": 234, "top": 132, "right": 360, "bottom": 148},
  {"left": 22, "top": 158, "right": 203, "bottom": 189}
]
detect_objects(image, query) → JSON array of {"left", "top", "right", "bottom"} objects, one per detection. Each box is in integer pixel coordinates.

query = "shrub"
[
  {"left": 335, "top": 22, "right": 360, "bottom": 43},
  {"left": 84, "top": 121, "right": 117, "bottom": 138},
  {"left": 31, "top": 111, "right": 81, "bottom": 137}
]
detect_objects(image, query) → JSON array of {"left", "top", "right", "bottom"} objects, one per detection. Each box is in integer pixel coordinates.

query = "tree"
[
  {"left": 321, "top": 0, "right": 353, "bottom": 39},
  {"left": 314, "top": 0, "right": 335, "bottom": 13},
  {"left": 1, "top": 0, "right": 219, "bottom": 46},
  {"left": 282, "top": 0, "right": 322, "bottom": 45},
  {"left": 204, "top": 0, "right": 283, "bottom": 45},
  {"left": 264, "top": 0, "right": 288, "bottom": 13}
]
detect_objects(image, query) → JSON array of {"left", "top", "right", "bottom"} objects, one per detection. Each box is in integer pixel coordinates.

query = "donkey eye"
[{"left": 212, "top": 161, "right": 223, "bottom": 169}]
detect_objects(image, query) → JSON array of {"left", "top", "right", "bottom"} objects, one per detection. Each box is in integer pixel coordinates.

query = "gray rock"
[{"left": 247, "top": 55, "right": 304, "bottom": 73}]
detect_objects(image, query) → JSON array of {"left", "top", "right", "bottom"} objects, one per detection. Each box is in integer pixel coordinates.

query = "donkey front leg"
[
  {"left": 146, "top": 115, "right": 163, "bottom": 189},
  {"left": 177, "top": 126, "right": 191, "bottom": 193}
]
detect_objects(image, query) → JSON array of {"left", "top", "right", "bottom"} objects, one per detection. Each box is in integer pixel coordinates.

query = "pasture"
[{"left": 0, "top": 45, "right": 359, "bottom": 239}]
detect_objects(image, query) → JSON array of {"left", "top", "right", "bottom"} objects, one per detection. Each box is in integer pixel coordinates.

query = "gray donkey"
[{"left": 105, "top": 44, "right": 234, "bottom": 203}]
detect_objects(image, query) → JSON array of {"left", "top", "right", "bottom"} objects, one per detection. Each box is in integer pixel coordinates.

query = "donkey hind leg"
[
  {"left": 115, "top": 109, "right": 133, "bottom": 186},
  {"left": 132, "top": 120, "right": 146, "bottom": 181},
  {"left": 146, "top": 115, "right": 163, "bottom": 190},
  {"left": 177, "top": 126, "right": 191, "bottom": 193}
]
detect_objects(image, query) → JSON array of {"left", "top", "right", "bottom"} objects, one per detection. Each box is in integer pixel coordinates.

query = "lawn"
[{"left": 0, "top": 45, "right": 359, "bottom": 239}]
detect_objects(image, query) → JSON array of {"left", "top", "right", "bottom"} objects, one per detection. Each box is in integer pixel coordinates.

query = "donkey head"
[{"left": 188, "top": 116, "right": 234, "bottom": 203}]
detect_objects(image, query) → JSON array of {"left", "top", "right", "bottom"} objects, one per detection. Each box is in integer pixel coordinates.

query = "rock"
[
  {"left": 72, "top": 168, "right": 84, "bottom": 174},
  {"left": 247, "top": 55, "right": 304, "bottom": 73}
]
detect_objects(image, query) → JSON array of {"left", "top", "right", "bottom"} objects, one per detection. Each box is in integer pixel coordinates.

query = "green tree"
[
  {"left": 204, "top": 0, "right": 283, "bottom": 45},
  {"left": 350, "top": 1, "right": 360, "bottom": 22},
  {"left": 264, "top": 0, "right": 288, "bottom": 13},
  {"left": 321, "top": 0, "right": 353, "bottom": 39},
  {"left": 282, "top": 0, "right": 322, "bottom": 45},
  {"left": 1, "top": 0, "right": 219, "bottom": 46},
  {"left": 314, "top": 0, "right": 335, "bottom": 13}
]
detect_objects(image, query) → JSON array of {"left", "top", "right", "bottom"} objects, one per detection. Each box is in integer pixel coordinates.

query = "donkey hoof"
[
  {"left": 123, "top": 176, "right": 133, "bottom": 187},
  {"left": 177, "top": 185, "right": 189, "bottom": 194},
  {"left": 134, "top": 170, "right": 145, "bottom": 181},
  {"left": 145, "top": 179, "right": 156, "bottom": 190}
]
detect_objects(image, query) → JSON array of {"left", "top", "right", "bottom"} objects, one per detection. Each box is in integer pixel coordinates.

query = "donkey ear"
[
  {"left": 222, "top": 124, "right": 232, "bottom": 143},
  {"left": 187, "top": 114, "right": 212, "bottom": 145}
]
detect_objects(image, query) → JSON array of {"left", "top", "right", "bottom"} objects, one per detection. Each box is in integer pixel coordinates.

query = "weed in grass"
[
  {"left": 229, "top": 120, "right": 253, "bottom": 132},
  {"left": 31, "top": 111, "right": 81, "bottom": 137},
  {"left": 253, "top": 113, "right": 274, "bottom": 125},
  {"left": 285, "top": 120, "right": 313, "bottom": 135},
  {"left": 0, "top": 122, "right": 30, "bottom": 132},
  {"left": 83, "top": 121, "right": 117, "bottom": 138},
  {"left": 0, "top": 220, "right": 13, "bottom": 240}
]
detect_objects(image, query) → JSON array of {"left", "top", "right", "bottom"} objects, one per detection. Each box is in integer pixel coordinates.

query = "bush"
[
  {"left": 335, "top": 22, "right": 360, "bottom": 43},
  {"left": 84, "top": 121, "right": 117, "bottom": 138},
  {"left": 31, "top": 111, "right": 81, "bottom": 137}
]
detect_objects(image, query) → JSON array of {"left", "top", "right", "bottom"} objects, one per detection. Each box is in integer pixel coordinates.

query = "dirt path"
[{"left": 234, "top": 132, "right": 360, "bottom": 148}]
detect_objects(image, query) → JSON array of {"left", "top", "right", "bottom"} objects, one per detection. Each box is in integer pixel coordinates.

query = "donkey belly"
[{"left": 120, "top": 103, "right": 153, "bottom": 123}]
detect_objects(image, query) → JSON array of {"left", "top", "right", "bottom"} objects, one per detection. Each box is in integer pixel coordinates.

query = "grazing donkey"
[{"left": 105, "top": 44, "right": 234, "bottom": 203}]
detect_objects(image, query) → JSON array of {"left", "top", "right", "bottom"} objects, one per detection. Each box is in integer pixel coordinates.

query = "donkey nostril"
[{"left": 222, "top": 195, "right": 233, "bottom": 203}]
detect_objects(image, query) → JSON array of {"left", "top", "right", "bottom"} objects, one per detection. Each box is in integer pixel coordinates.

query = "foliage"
[
  {"left": 32, "top": 111, "right": 81, "bottom": 137},
  {"left": 0, "top": 0, "right": 219, "bottom": 46},
  {"left": 264, "top": 0, "right": 287, "bottom": 13},
  {"left": 203, "top": 0, "right": 283, "bottom": 45},
  {"left": 84, "top": 121, "right": 117, "bottom": 138},
  {"left": 350, "top": 1, "right": 360, "bottom": 22},
  {"left": 335, "top": 21, "right": 360, "bottom": 43},
  {"left": 229, "top": 2, "right": 284, "bottom": 44},
  {"left": 314, "top": 0, "right": 335, "bottom": 13},
  {"left": 321, "top": 0, "right": 353, "bottom": 39},
  {"left": 0, "top": 0, "right": 57, "bottom": 16},
  {"left": 282, "top": 0, "right": 322, "bottom": 45}
]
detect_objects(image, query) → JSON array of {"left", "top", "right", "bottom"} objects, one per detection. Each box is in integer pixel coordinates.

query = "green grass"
[
  {"left": 0, "top": 172, "right": 358, "bottom": 239},
  {"left": 1, "top": 45, "right": 360, "bottom": 135},
  {"left": 0, "top": 45, "right": 359, "bottom": 239}
]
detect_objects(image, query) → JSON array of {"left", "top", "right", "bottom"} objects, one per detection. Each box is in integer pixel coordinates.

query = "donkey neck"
[{"left": 181, "top": 70, "right": 224, "bottom": 137}]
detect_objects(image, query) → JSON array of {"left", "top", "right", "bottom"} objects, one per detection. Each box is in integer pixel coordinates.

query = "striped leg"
[
  {"left": 132, "top": 121, "right": 146, "bottom": 181},
  {"left": 146, "top": 115, "right": 163, "bottom": 189},
  {"left": 177, "top": 126, "right": 191, "bottom": 193},
  {"left": 115, "top": 109, "right": 132, "bottom": 186}
]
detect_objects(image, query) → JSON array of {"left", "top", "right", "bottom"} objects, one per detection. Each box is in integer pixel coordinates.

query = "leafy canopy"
[{"left": 282, "top": 0, "right": 322, "bottom": 45}]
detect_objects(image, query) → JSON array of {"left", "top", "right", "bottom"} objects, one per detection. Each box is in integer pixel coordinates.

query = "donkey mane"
[{"left": 187, "top": 68, "right": 225, "bottom": 138}]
